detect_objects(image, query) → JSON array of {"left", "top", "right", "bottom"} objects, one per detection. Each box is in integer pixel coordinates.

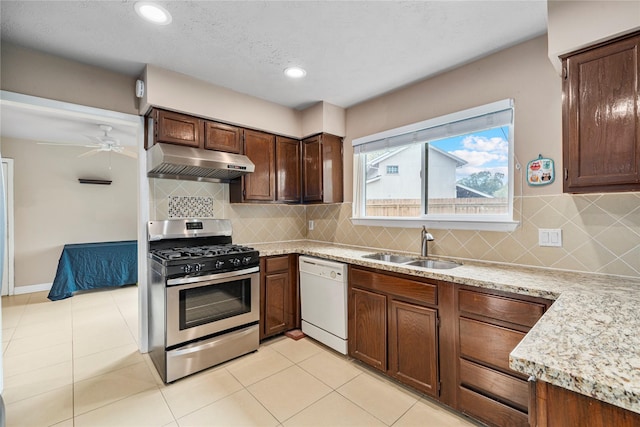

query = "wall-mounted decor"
[
  {"left": 78, "top": 178, "right": 112, "bottom": 185},
  {"left": 527, "top": 154, "right": 554, "bottom": 186}
]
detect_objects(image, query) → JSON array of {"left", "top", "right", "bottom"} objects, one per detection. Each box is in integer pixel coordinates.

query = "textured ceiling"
[{"left": 0, "top": 1, "right": 548, "bottom": 110}]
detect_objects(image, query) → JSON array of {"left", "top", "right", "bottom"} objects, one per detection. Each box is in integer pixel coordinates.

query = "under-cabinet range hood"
[{"left": 147, "top": 143, "right": 255, "bottom": 183}]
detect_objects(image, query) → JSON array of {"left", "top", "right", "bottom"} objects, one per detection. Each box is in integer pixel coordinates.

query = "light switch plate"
[
  {"left": 308, "top": 220, "right": 315, "bottom": 231},
  {"left": 539, "top": 228, "right": 562, "bottom": 247}
]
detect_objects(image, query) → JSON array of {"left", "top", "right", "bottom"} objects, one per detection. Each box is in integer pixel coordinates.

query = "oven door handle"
[
  {"left": 167, "top": 266, "right": 259, "bottom": 286},
  {"left": 171, "top": 326, "right": 257, "bottom": 356}
]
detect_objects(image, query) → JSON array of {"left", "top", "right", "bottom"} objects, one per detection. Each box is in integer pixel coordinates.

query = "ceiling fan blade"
[
  {"left": 78, "top": 149, "right": 100, "bottom": 158},
  {"left": 37, "top": 141, "right": 100, "bottom": 148}
]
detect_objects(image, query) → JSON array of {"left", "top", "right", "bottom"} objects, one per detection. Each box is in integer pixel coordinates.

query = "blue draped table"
[{"left": 48, "top": 240, "right": 138, "bottom": 301}]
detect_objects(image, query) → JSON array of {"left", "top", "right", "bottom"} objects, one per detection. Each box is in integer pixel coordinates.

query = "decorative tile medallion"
[{"left": 168, "top": 196, "right": 215, "bottom": 218}]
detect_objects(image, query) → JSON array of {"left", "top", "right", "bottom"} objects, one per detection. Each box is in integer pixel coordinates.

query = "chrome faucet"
[{"left": 421, "top": 226, "right": 434, "bottom": 257}]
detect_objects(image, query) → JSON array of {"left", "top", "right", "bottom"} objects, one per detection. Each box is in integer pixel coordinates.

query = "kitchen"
[{"left": 1, "top": 1, "right": 639, "bottom": 426}]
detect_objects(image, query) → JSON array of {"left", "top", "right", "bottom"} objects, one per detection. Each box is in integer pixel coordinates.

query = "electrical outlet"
[
  {"left": 539, "top": 228, "right": 562, "bottom": 247},
  {"left": 308, "top": 220, "right": 315, "bottom": 231}
]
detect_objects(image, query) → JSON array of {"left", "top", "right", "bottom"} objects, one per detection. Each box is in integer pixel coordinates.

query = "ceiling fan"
[{"left": 37, "top": 124, "right": 137, "bottom": 158}]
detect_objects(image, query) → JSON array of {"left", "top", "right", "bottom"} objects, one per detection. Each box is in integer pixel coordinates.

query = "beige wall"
[
  {"left": 1, "top": 43, "right": 138, "bottom": 115},
  {"left": 547, "top": 0, "right": 640, "bottom": 72},
  {"left": 142, "top": 65, "right": 302, "bottom": 138},
  {"left": 309, "top": 35, "right": 640, "bottom": 279},
  {"left": 344, "top": 35, "right": 561, "bottom": 202},
  {"left": 2, "top": 138, "right": 138, "bottom": 288}
]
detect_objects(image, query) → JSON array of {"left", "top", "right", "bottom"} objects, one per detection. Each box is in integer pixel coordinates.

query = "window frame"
[{"left": 351, "top": 99, "right": 519, "bottom": 232}]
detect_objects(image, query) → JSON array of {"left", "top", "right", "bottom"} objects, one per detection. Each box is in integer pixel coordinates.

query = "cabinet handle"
[{"left": 564, "top": 168, "right": 568, "bottom": 181}]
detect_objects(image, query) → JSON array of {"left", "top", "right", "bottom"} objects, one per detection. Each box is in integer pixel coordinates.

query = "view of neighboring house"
[{"left": 365, "top": 144, "right": 468, "bottom": 200}]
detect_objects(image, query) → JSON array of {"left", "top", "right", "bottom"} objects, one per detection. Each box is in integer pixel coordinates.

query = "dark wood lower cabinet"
[
  {"left": 532, "top": 381, "right": 640, "bottom": 427},
  {"left": 260, "top": 255, "right": 298, "bottom": 340},
  {"left": 388, "top": 299, "right": 439, "bottom": 397},
  {"left": 349, "top": 287, "right": 387, "bottom": 371}
]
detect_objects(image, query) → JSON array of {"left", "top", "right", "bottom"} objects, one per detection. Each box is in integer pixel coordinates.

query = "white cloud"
[
  {"left": 461, "top": 135, "right": 508, "bottom": 155},
  {"left": 451, "top": 150, "right": 506, "bottom": 167}
]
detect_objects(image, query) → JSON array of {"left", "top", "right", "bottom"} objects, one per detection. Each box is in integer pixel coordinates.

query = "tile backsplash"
[{"left": 150, "top": 179, "right": 640, "bottom": 278}]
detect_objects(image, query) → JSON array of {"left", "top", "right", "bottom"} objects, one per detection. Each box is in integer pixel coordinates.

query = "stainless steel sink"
[
  {"left": 362, "top": 253, "right": 415, "bottom": 263},
  {"left": 362, "top": 252, "right": 461, "bottom": 269},
  {"left": 405, "top": 259, "right": 462, "bottom": 269}
]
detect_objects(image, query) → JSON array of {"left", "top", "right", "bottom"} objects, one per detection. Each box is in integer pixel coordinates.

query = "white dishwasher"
[{"left": 299, "top": 256, "right": 348, "bottom": 354}]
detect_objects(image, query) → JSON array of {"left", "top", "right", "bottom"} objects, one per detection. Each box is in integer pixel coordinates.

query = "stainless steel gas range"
[{"left": 147, "top": 219, "right": 260, "bottom": 383}]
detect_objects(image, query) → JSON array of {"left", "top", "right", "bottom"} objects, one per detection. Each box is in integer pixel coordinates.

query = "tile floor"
[{"left": 2, "top": 286, "right": 480, "bottom": 427}]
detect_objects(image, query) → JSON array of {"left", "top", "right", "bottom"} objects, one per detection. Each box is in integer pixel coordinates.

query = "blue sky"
[{"left": 430, "top": 126, "right": 510, "bottom": 181}]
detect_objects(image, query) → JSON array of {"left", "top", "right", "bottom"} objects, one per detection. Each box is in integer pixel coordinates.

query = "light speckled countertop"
[{"left": 251, "top": 240, "right": 640, "bottom": 414}]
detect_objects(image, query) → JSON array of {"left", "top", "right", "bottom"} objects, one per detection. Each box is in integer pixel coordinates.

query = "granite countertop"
[{"left": 251, "top": 240, "right": 640, "bottom": 414}]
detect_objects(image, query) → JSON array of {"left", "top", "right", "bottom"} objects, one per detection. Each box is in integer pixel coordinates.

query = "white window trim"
[{"left": 351, "top": 99, "right": 518, "bottom": 232}]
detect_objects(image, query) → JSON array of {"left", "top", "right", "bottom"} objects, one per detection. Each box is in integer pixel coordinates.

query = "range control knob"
[
  {"left": 231, "top": 258, "right": 241, "bottom": 267},
  {"left": 194, "top": 263, "right": 202, "bottom": 272},
  {"left": 215, "top": 260, "right": 225, "bottom": 269},
  {"left": 242, "top": 256, "right": 252, "bottom": 265},
  {"left": 183, "top": 264, "right": 193, "bottom": 274}
]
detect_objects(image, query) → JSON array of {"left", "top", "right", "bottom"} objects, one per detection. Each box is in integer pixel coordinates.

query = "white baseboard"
[{"left": 13, "top": 283, "right": 52, "bottom": 295}]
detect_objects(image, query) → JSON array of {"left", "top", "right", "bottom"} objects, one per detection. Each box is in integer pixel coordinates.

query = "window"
[
  {"left": 352, "top": 99, "right": 517, "bottom": 231},
  {"left": 386, "top": 165, "right": 399, "bottom": 175}
]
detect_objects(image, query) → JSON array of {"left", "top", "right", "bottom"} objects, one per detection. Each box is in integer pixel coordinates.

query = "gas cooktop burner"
[{"left": 152, "top": 244, "right": 255, "bottom": 261}]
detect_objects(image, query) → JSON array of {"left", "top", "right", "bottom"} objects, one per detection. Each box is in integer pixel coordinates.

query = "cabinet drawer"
[
  {"left": 459, "top": 289, "right": 545, "bottom": 328},
  {"left": 459, "top": 359, "right": 528, "bottom": 412},
  {"left": 459, "top": 386, "right": 528, "bottom": 427},
  {"left": 350, "top": 268, "right": 437, "bottom": 305},
  {"left": 459, "top": 318, "right": 525, "bottom": 373},
  {"left": 265, "top": 256, "right": 290, "bottom": 273}
]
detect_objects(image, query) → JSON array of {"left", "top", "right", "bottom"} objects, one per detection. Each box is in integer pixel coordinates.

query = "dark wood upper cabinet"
[
  {"left": 275, "top": 136, "right": 301, "bottom": 203},
  {"left": 302, "top": 133, "right": 343, "bottom": 203},
  {"left": 153, "top": 109, "right": 203, "bottom": 148},
  {"left": 203, "top": 122, "right": 242, "bottom": 153},
  {"left": 240, "top": 129, "right": 276, "bottom": 202},
  {"left": 562, "top": 31, "right": 640, "bottom": 193}
]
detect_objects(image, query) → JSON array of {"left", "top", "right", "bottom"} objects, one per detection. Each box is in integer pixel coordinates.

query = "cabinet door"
[
  {"left": 264, "top": 271, "right": 289, "bottom": 337},
  {"left": 320, "top": 134, "right": 343, "bottom": 203},
  {"left": 302, "top": 135, "right": 323, "bottom": 202},
  {"left": 243, "top": 130, "right": 275, "bottom": 201},
  {"left": 275, "top": 136, "right": 301, "bottom": 202},
  {"left": 349, "top": 287, "right": 387, "bottom": 371},
  {"left": 204, "top": 122, "right": 242, "bottom": 153},
  {"left": 563, "top": 33, "right": 640, "bottom": 193},
  {"left": 154, "top": 110, "right": 202, "bottom": 148},
  {"left": 389, "top": 299, "right": 439, "bottom": 397}
]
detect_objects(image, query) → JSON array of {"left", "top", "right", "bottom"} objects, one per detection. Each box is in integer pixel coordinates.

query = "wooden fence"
[{"left": 366, "top": 198, "right": 508, "bottom": 217}]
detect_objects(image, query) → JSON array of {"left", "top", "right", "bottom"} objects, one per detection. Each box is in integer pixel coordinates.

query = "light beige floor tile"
[
  {"left": 26, "top": 291, "right": 56, "bottom": 305},
  {"left": 3, "top": 360, "right": 72, "bottom": 404},
  {"left": 72, "top": 325, "right": 136, "bottom": 358},
  {"left": 11, "top": 317, "right": 72, "bottom": 340},
  {"left": 73, "top": 342, "right": 144, "bottom": 381},
  {"left": 5, "top": 384, "right": 73, "bottom": 427},
  {"left": 74, "top": 389, "right": 175, "bottom": 427},
  {"left": 73, "top": 361, "right": 158, "bottom": 415},
  {"left": 248, "top": 365, "right": 332, "bottom": 422},
  {"left": 4, "top": 342, "right": 72, "bottom": 377},
  {"left": 394, "top": 398, "right": 481, "bottom": 427},
  {"left": 2, "top": 327, "right": 15, "bottom": 343},
  {"left": 282, "top": 391, "right": 386, "bottom": 427},
  {"left": 161, "top": 367, "right": 243, "bottom": 419},
  {"left": 298, "top": 351, "right": 363, "bottom": 389},
  {"left": 177, "top": 389, "right": 279, "bottom": 427},
  {"left": 269, "top": 337, "right": 323, "bottom": 363},
  {"left": 2, "top": 305, "right": 26, "bottom": 328},
  {"left": 50, "top": 419, "right": 74, "bottom": 427},
  {"left": 1, "top": 293, "right": 30, "bottom": 307},
  {"left": 337, "top": 371, "right": 418, "bottom": 425},
  {"left": 18, "top": 309, "right": 72, "bottom": 328},
  {"left": 226, "top": 347, "right": 293, "bottom": 386},
  {"left": 4, "top": 328, "right": 72, "bottom": 358},
  {"left": 162, "top": 423, "right": 178, "bottom": 427}
]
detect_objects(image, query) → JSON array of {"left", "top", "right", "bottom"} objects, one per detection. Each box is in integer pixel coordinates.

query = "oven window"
[{"left": 179, "top": 278, "right": 251, "bottom": 330}]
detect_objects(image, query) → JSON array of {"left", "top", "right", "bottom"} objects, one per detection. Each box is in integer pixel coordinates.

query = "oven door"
[{"left": 165, "top": 267, "right": 259, "bottom": 348}]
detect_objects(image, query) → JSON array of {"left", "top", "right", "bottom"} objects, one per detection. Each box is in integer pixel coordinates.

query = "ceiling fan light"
[
  {"left": 135, "top": 2, "right": 172, "bottom": 25},
  {"left": 284, "top": 67, "right": 307, "bottom": 79}
]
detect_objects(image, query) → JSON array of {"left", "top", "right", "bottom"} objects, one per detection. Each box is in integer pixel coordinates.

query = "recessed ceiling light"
[
  {"left": 135, "top": 2, "right": 172, "bottom": 25},
  {"left": 284, "top": 67, "right": 307, "bottom": 79}
]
